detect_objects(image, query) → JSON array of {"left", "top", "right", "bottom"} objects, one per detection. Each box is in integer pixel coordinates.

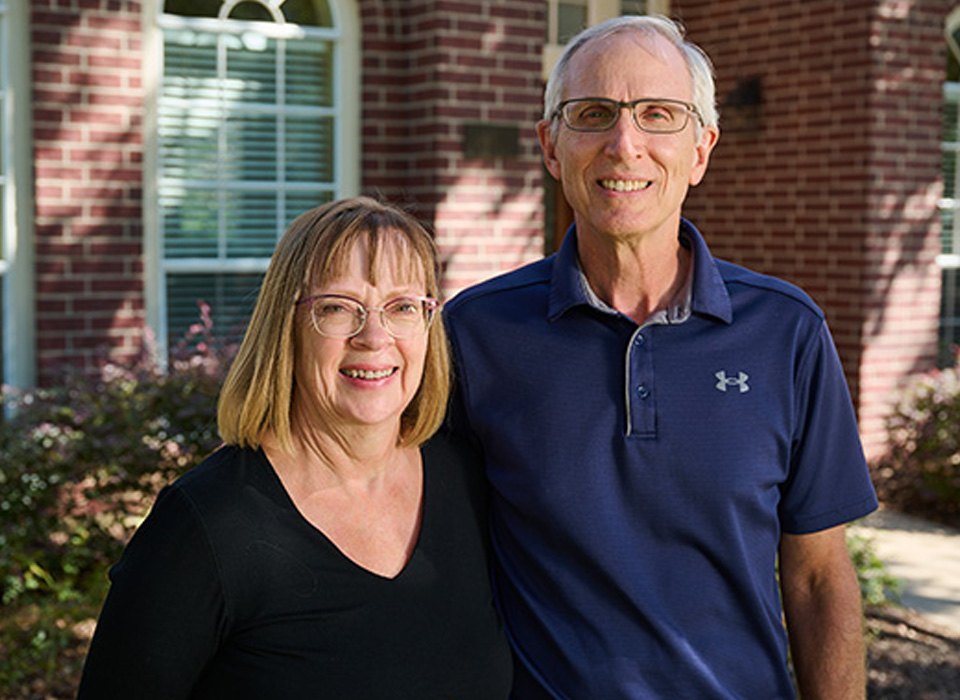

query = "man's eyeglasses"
[
  {"left": 554, "top": 97, "right": 702, "bottom": 134},
  {"left": 296, "top": 294, "right": 439, "bottom": 339}
]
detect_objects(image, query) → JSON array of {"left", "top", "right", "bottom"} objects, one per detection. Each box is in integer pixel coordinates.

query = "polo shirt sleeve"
[
  {"left": 778, "top": 319, "right": 878, "bottom": 534},
  {"left": 77, "top": 483, "right": 227, "bottom": 699}
]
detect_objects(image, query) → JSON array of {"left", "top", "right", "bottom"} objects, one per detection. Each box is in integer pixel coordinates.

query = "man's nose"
[{"left": 603, "top": 108, "right": 646, "bottom": 155}]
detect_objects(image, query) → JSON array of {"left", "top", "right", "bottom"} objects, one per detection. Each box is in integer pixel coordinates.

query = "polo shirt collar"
[{"left": 547, "top": 218, "right": 733, "bottom": 324}]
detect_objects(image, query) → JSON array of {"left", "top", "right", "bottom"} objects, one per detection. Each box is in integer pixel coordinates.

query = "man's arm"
[{"left": 779, "top": 525, "right": 866, "bottom": 700}]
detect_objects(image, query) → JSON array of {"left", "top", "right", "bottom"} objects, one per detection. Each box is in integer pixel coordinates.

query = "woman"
[{"left": 77, "top": 197, "right": 512, "bottom": 699}]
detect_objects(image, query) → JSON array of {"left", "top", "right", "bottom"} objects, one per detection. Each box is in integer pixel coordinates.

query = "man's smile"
[{"left": 599, "top": 178, "right": 653, "bottom": 192}]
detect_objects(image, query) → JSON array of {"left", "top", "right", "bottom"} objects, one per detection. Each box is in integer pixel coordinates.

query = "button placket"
[{"left": 626, "top": 328, "right": 656, "bottom": 437}]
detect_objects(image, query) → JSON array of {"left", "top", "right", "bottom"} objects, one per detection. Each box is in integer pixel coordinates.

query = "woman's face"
[{"left": 293, "top": 234, "right": 430, "bottom": 440}]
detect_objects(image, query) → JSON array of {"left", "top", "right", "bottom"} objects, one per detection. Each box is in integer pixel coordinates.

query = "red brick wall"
[
  {"left": 855, "top": 0, "right": 948, "bottom": 458},
  {"left": 358, "top": 0, "right": 546, "bottom": 297},
  {"left": 25, "top": 0, "right": 948, "bottom": 460},
  {"left": 676, "top": 0, "right": 948, "bottom": 458},
  {"left": 31, "top": 0, "right": 145, "bottom": 386}
]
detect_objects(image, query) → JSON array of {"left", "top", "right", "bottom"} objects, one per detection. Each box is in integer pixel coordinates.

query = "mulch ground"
[
  {"left": 866, "top": 605, "right": 960, "bottom": 699},
  {"left": 2, "top": 603, "right": 957, "bottom": 698}
]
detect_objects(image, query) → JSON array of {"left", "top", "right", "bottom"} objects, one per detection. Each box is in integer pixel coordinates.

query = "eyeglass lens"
[
  {"left": 560, "top": 99, "right": 692, "bottom": 133},
  {"left": 310, "top": 296, "right": 434, "bottom": 338}
]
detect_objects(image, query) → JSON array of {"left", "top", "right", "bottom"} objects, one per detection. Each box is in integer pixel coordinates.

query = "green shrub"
[
  {"left": 846, "top": 532, "right": 902, "bottom": 608},
  {"left": 873, "top": 351, "right": 960, "bottom": 529},
  {"left": 0, "top": 304, "right": 235, "bottom": 698}
]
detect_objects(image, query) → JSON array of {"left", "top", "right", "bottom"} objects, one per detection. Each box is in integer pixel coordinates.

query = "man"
[{"left": 444, "top": 15, "right": 878, "bottom": 700}]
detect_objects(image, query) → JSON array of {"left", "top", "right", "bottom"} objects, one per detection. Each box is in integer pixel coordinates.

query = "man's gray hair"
[{"left": 543, "top": 15, "right": 718, "bottom": 135}]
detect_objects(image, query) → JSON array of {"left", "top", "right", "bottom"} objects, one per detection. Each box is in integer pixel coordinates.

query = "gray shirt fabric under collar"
[{"left": 576, "top": 233, "right": 694, "bottom": 327}]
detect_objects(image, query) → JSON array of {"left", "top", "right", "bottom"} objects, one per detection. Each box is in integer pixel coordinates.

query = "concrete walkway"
[{"left": 850, "top": 508, "right": 960, "bottom": 634}]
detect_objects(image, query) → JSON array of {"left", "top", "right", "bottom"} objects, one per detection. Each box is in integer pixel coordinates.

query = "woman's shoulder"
[
  {"left": 158, "top": 445, "right": 280, "bottom": 527},
  {"left": 174, "top": 444, "right": 266, "bottom": 492},
  {"left": 421, "top": 428, "right": 481, "bottom": 472},
  {"left": 421, "top": 428, "right": 487, "bottom": 504}
]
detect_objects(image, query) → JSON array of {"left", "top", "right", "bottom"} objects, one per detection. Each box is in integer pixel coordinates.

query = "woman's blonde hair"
[{"left": 217, "top": 196, "right": 450, "bottom": 451}]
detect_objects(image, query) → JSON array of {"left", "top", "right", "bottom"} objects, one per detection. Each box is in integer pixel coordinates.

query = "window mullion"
[
  {"left": 217, "top": 31, "right": 229, "bottom": 262},
  {"left": 277, "top": 37, "right": 287, "bottom": 243}
]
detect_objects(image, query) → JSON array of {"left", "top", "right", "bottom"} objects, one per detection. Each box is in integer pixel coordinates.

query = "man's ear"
[
  {"left": 689, "top": 125, "right": 719, "bottom": 187},
  {"left": 537, "top": 120, "right": 562, "bottom": 181}
]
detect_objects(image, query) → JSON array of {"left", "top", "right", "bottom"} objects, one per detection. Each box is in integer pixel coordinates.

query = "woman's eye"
[
  {"left": 319, "top": 303, "right": 351, "bottom": 316},
  {"left": 388, "top": 300, "right": 420, "bottom": 315}
]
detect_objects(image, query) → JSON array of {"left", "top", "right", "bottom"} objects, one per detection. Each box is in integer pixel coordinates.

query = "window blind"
[
  {"left": 159, "top": 11, "right": 337, "bottom": 345},
  {"left": 940, "top": 82, "right": 960, "bottom": 363}
]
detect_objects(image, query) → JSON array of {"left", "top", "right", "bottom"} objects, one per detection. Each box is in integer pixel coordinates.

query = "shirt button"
[
  {"left": 636, "top": 384, "right": 650, "bottom": 399},
  {"left": 634, "top": 334, "right": 645, "bottom": 346}
]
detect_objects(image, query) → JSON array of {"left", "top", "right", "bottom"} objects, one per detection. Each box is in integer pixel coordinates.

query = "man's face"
[{"left": 538, "top": 32, "right": 719, "bottom": 246}]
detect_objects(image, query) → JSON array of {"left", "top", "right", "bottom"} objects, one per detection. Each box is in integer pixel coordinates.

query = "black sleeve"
[{"left": 76, "top": 485, "right": 227, "bottom": 700}]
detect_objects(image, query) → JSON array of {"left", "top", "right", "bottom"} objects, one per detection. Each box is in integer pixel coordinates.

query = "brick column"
[
  {"left": 31, "top": 0, "right": 145, "bottom": 384},
  {"left": 359, "top": 0, "right": 546, "bottom": 297},
  {"left": 678, "top": 0, "right": 947, "bottom": 459},
  {"left": 857, "top": 0, "right": 947, "bottom": 459}
]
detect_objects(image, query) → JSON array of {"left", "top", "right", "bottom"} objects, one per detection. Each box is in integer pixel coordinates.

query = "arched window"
[
  {"left": 149, "top": 0, "right": 358, "bottom": 350},
  {"left": 941, "top": 7, "right": 960, "bottom": 363}
]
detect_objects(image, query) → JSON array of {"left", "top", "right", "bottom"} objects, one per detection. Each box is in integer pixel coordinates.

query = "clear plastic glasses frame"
[{"left": 296, "top": 294, "right": 439, "bottom": 339}]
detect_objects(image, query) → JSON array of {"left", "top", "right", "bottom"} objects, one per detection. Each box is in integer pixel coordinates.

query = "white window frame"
[
  {"left": 0, "top": 0, "right": 35, "bottom": 393},
  {"left": 542, "top": 0, "right": 671, "bottom": 80},
  {"left": 142, "top": 0, "right": 360, "bottom": 353}
]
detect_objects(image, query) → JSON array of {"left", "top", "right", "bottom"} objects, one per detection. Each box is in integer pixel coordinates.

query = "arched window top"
[
  {"left": 948, "top": 6, "right": 960, "bottom": 82},
  {"left": 163, "top": 0, "right": 332, "bottom": 27}
]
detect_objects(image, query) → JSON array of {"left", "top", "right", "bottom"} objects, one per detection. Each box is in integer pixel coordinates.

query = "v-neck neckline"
[{"left": 256, "top": 447, "right": 427, "bottom": 581}]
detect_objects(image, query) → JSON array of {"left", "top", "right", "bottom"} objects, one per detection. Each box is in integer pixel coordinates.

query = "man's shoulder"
[
  {"left": 715, "top": 258, "right": 825, "bottom": 322},
  {"left": 444, "top": 255, "right": 553, "bottom": 315}
]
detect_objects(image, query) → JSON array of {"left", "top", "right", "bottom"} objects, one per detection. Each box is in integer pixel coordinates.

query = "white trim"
[
  {"left": 158, "top": 13, "right": 340, "bottom": 40},
  {"left": 163, "top": 258, "right": 272, "bottom": 273},
  {"left": 143, "top": 0, "right": 165, "bottom": 353},
  {"left": 541, "top": 0, "right": 672, "bottom": 81},
  {"left": 938, "top": 254, "right": 960, "bottom": 270},
  {"left": 335, "top": 0, "right": 361, "bottom": 198},
  {"left": 646, "top": 0, "right": 670, "bottom": 14},
  {"left": 219, "top": 0, "right": 284, "bottom": 22},
  {"left": 1, "top": 0, "right": 35, "bottom": 391},
  {"left": 947, "top": 7, "right": 960, "bottom": 66}
]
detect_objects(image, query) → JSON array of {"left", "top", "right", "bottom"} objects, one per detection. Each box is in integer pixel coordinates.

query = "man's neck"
[{"left": 576, "top": 225, "right": 691, "bottom": 325}]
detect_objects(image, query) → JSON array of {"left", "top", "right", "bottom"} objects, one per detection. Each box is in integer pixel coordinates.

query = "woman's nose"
[{"left": 351, "top": 310, "right": 393, "bottom": 346}]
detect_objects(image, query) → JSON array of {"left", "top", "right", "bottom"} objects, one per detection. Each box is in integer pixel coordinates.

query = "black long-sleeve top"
[{"left": 76, "top": 431, "right": 512, "bottom": 699}]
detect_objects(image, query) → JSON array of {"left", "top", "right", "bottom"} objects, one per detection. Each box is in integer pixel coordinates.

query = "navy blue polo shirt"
[{"left": 444, "top": 220, "right": 878, "bottom": 700}]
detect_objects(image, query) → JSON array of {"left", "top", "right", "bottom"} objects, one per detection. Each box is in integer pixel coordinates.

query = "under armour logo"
[{"left": 715, "top": 370, "right": 750, "bottom": 393}]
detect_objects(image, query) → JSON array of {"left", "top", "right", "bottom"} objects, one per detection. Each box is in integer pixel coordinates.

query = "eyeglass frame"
[
  {"left": 553, "top": 97, "right": 704, "bottom": 134},
  {"left": 295, "top": 293, "right": 440, "bottom": 339}
]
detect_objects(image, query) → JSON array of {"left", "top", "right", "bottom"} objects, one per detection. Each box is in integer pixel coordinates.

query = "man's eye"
[
  {"left": 641, "top": 105, "right": 675, "bottom": 122},
  {"left": 579, "top": 104, "right": 615, "bottom": 121}
]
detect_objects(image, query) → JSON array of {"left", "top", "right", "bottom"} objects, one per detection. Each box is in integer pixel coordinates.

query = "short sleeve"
[{"left": 779, "top": 320, "right": 878, "bottom": 534}]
